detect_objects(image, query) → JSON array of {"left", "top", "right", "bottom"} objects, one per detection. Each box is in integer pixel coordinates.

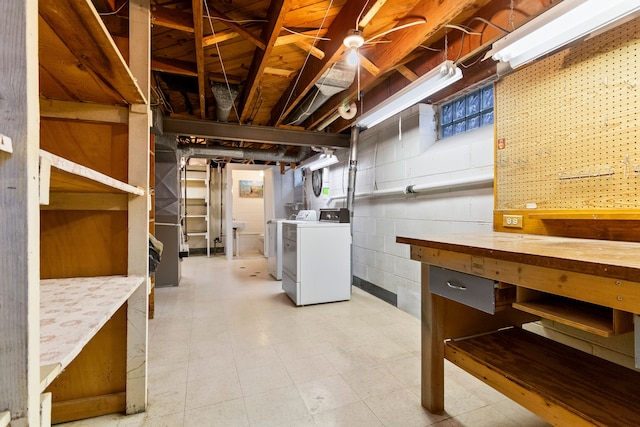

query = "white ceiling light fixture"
[
  {"left": 300, "top": 153, "right": 339, "bottom": 171},
  {"left": 343, "top": 29, "right": 365, "bottom": 67},
  {"left": 486, "top": 0, "right": 640, "bottom": 69},
  {"left": 355, "top": 60, "right": 462, "bottom": 129}
]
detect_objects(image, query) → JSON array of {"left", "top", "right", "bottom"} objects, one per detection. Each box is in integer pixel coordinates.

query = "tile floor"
[{"left": 60, "top": 256, "right": 550, "bottom": 427}]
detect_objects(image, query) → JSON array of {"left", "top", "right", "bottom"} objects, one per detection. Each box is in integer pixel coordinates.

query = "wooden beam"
[
  {"left": 238, "top": 0, "right": 293, "bottom": 122},
  {"left": 40, "top": 99, "right": 129, "bottom": 124},
  {"left": 202, "top": 29, "right": 240, "bottom": 47},
  {"left": 263, "top": 67, "right": 295, "bottom": 77},
  {"left": 396, "top": 64, "right": 419, "bottom": 82},
  {"left": 151, "top": 57, "right": 198, "bottom": 77},
  {"left": 127, "top": 0, "right": 150, "bottom": 414},
  {"left": 206, "top": 6, "right": 266, "bottom": 50},
  {"left": 270, "top": 0, "right": 385, "bottom": 125},
  {"left": 150, "top": 5, "right": 194, "bottom": 33},
  {"left": 293, "top": 40, "right": 325, "bottom": 60},
  {"left": 358, "top": 53, "right": 379, "bottom": 76},
  {"left": 192, "top": 0, "right": 206, "bottom": 119},
  {"left": 357, "top": 0, "right": 389, "bottom": 28},
  {"left": 209, "top": 72, "right": 243, "bottom": 85},
  {"left": 274, "top": 29, "right": 328, "bottom": 47}
]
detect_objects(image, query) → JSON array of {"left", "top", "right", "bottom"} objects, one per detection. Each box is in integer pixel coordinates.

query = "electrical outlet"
[{"left": 503, "top": 214, "right": 523, "bottom": 228}]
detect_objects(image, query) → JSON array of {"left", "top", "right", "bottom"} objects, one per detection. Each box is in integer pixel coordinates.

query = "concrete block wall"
[{"left": 306, "top": 103, "right": 495, "bottom": 318}]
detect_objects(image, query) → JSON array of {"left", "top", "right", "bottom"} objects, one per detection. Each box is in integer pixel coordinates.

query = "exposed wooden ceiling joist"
[
  {"left": 192, "top": 0, "right": 206, "bottom": 119},
  {"left": 238, "top": 0, "right": 293, "bottom": 122},
  {"left": 152, "top": 57, "right": 198, "bottom": 76},
  {"left": 274, "top": 29, "right": 328, "bottom": 47},
  {"left": 151, "top": 5, "right": 194, "bottom": 32},
  {"left": 205, "top": 5, "right": 266, "bottom": 50},
  {"left": 202, "top": 29, "right": 241, "bottom": 47}
]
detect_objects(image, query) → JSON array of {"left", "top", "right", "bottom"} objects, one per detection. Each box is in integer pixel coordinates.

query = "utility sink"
[{"left": 232, "top": 220, "right": 247, "bottom": 229}]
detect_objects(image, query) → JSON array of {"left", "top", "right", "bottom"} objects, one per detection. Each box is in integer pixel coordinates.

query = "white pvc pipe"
[{"left": 327, "top": 173, "right": 494, "bottom": 203}]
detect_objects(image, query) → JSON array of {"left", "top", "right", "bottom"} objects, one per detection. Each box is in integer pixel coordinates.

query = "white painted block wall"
[{"left": 306, "top": 104, "right": 494, "bottom": 318}]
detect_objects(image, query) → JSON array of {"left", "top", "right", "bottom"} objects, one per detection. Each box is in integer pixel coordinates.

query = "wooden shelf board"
[
  {"left": 40, "top": 275, "right": 145, "bottom": 388},
  {"left": 39, "top": 0, "right": 146, "bottom": 105},
  {"left": 0, "top": 411, "right": 10, "bottom": 427},
  {"left": 513, "top": 299, "right": 614, "bottom": 337},
  {"left": 445, "top": 328, "right": 640, "bottom": 426},
  {"left": 41, "top": 150, "right": 144, "bottom": 196},
  {"left": 40, "top": 363, "right": 62, "bottom": 392}
]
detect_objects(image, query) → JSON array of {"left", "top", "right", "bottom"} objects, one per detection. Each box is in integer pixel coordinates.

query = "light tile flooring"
[{"left": 61, "top": 256, "right": 550, "bottom": 427}]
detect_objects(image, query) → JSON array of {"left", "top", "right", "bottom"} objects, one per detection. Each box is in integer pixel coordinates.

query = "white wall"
[
  {"left": 306, "top": 103, "right": 494, "bottom": 318},
  {"left": 231, "top": 169, "right": 265, "bottom": 255}
]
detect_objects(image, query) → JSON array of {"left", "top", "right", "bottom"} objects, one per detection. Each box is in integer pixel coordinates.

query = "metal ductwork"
[
  {"left": 289, "top": 62, "right": 356, "bottom": 126},
  {"left": 179, "top": 144, "right": 311, "bottom": 163},
  {"left": 211, "top": 82, "right": 239, "bottom": 122}
]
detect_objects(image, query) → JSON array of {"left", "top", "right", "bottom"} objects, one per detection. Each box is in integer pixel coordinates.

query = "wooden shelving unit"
[
  {"left": 0, "top": 1, "right": 150, "bottom": 425},
  {"left": 181, "top": 163, "right": 211, "bottom": 256},
  {"left": 39, "top": 275, "right": 145, "bottom": 390}
]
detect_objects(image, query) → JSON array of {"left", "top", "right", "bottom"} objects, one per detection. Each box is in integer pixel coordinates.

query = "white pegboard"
[{"left": 495, "top": 18, "right": 640, "bottom": 210}]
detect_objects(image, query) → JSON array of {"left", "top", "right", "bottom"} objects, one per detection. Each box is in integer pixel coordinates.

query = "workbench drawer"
[{"left": 429, "top": 267, "right": 497, "bottom": 314}]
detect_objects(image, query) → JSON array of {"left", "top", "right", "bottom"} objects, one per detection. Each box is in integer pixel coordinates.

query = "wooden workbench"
[{"left": 397, "top": 232, "right": 640, "bottom": 426}]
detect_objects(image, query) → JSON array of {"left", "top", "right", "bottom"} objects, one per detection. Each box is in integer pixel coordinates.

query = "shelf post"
[
  {"left": 0, "top": 0, "right": 41, "bottom": 424},
  {"left": 126, "top": 0, "right": 151, "bottom": 414}
]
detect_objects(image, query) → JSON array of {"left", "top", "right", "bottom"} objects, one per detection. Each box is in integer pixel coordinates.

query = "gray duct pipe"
[
  {"left": 179, "top": 144, "right": 310, "bottom": 163},
  {"left": 211, "top": 83, "right": 239, "bottom": 122},
  {"left": 290, "top": 63, "right": 356, "bottom": 125}
]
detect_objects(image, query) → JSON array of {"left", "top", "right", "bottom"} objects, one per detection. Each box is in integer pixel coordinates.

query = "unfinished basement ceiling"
[{"left": 93, "top": 0, "right": 556, "bottom": 165}]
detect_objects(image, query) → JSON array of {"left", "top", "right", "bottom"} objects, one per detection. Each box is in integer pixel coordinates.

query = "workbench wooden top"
[{"left": 397, "top": 232, "right": 640, "bottom": 282}]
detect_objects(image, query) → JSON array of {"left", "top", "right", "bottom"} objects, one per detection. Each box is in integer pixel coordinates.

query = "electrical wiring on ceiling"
[
  {"left": 281, "top": 27, "right": 331, "bottom": 41},
  {"left": 276, "top": 0, "right": 336, "bottom": 124},
  {"left": 98, "top": 0, "right": 129, "bottom": 16}
]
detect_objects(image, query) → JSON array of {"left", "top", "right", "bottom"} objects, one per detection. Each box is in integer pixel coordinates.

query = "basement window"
[{"left": 440, "top": 84, "right": 494, "bottom": 139}]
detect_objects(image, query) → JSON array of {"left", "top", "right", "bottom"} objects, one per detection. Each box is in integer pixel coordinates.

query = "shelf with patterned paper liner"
[{"left": 39, "top": 275, "right": 144, "bottom": 391}]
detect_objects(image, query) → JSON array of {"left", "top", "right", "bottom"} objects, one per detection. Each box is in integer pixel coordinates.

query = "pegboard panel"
[{"left": 496, "top": 18, "right": 640, "bottom": 210}]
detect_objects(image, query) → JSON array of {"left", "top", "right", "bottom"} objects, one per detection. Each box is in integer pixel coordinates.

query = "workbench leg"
[{"left": 421, "top": 264, "right": 445, "bottom": 413}]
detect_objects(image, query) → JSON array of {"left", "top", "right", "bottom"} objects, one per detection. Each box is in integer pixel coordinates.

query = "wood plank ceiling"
[{"left": 96, "top": 0, "right": 555, "bottom": 164}]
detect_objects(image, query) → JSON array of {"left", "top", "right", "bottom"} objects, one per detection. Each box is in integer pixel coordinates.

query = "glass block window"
[{"left": 440, "top": 84, "right": 494, "bottom": 139}]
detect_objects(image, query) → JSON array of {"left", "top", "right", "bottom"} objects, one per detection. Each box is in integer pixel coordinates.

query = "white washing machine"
[
  {"left": 266, "top": 219, "right": 286, "bottom": 280},
  {"left": 281, "top": 220, "right": 351, "bottom": 306}
]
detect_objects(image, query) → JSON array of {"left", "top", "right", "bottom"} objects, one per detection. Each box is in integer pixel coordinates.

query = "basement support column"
[{"left": 347, "top": 126, "right": 359, "bottom": 227}]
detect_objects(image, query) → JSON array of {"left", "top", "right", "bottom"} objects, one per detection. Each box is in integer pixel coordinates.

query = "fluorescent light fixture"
[
  {"left": 300, "top": 153, "right": 339, "bottom": 171},
  {"left": 486, "top": 0, "right": 640, "bottom": 69},
  {"left": 355, "top": 60, "right": 462, "bottom": 129}
]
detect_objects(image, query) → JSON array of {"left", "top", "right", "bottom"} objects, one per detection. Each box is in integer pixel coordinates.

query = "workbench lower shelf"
[{"left": 444, "top": 327, "right": 640, "bottom": 427}]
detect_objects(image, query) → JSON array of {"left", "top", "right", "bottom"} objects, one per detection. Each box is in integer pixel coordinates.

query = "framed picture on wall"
[{"left": 239, "top": 180, "right": 263, "bottom": 198}]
